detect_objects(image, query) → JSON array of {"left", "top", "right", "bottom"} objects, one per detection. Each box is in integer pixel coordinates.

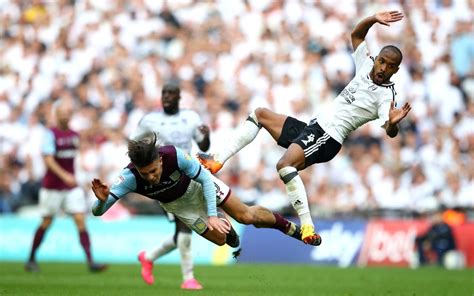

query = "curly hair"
[{"left": 127, "top": 131, "right": 159, "bottom": 168}]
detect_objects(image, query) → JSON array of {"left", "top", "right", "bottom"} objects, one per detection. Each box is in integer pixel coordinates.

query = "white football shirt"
[
  {"left": 135, "top": 109, "right": 204, "bottom": 153},
  {"left": 316, "top": 42, "right": 397, "bottom": 144}
]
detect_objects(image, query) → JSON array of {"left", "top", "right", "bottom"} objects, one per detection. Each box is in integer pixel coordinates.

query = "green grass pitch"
[{"left": 0, "top": 262, "right": 472, "bottom": 296}]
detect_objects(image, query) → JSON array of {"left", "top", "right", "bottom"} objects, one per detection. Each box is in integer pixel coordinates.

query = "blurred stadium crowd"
[{"left": 0, "top": 0, "right": 472, "bottom": 218}]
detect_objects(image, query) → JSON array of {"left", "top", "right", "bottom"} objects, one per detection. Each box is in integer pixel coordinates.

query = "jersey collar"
[{"left": 366, "top": 74, "right": 395, "bottom": 87}]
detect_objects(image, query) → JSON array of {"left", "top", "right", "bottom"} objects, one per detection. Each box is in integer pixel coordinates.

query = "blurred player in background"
[
  {"left": 132, "top": 83, "right": 210, "bottom": 290},
  {"left": 415, "top": 208, "right": 457, "bottom": 266},
  {"left": 25, "top": 98, "right": 106, "bottom": 273},
  {"left": 198, "top": 11, "right": 411, "bottom": 245},
  {"left": 90, "top": 132, "right": 309, "bottom": 282}
]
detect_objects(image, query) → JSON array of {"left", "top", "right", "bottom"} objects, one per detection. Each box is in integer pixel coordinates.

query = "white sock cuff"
[
  {"left": 247, "top": 111, "right": 261, "bottom": 128},
  {"left": 278, "top": 166, "right": 298, "bottom": 183}
]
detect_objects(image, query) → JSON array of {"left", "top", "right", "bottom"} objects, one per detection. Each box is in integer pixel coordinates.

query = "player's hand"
[
  {"left": 207, "top": 216, "right": 230, "bottom": 234},
  {"left": 62, "top": 173, "right": 77, "bottom": 187},
  {"left": 375, "top": 11, "right": 403, "bottom": 26},
  {"left": 91, "top": 178, "right": 110, "bottom": 202},
  {"left": 388, "top": 101, "right": 411, "bottom": 125},
  {"left": 198, "top": 125, "right": 210, "bottom": 137}
]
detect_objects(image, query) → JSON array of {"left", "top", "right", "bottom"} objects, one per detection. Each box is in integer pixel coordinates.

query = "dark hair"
[
  {"left": 381, "top": 45, "right": 403, "bottom": 65},
  {"left": 127, "top": 132, "right": 159, "bottom": 167}
]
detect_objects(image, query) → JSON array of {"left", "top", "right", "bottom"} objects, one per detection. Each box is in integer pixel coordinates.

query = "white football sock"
[
  {"left": 215, "top": 111, "right": 261, "bottom": 164},
  {"left": 278, "top": 166, "right": 313, "bottom": 226},
  {"left": 177, "top": 232, "right": 194, "bottom": 281},
  {"left": 146, "top": 235, "right": 176, "bottom": 261}
]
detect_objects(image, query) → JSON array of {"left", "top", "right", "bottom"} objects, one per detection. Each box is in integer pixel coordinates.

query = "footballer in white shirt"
[{"left": 197, "top": 11, "right": 411, "bottom": 246}]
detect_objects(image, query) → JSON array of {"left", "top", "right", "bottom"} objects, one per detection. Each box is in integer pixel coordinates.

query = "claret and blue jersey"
[{"left": 92, "top": 145, "right": 218, "bottom": 217}]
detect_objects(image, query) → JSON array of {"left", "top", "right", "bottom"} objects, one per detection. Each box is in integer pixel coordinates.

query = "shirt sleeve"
[
  {"left": 131, "top": 114, "right": 152, "bottom": 140},
  {"left": 351, "top": 41, "right": 370, "bottom": 73},
  {"left": 190, "top": 111, "right": 205, "bottom": 143},
  {"left": 377, "top": 96, "right": 393, "bottom": 123},
  {"left": 91, "top": 169, "right": 137, "bottom": 216},
  {"left": 176, "top": 147, "right": 217, "bottom": 217},
  {"left": 42, "top": 129, "right": 56, "bottom": 155}
]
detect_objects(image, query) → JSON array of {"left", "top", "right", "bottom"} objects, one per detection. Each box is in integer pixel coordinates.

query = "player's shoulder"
[
  {"left": 112, "top": 167, "right": 137, "bottom": 188},
  {"left": 141, "top": 111, "right": 164, "bottom": 121},
  {"left": 180, "top": 108, "right": 200, "bottom": 116},
  {"left": 159, "top": 144, "right": 177, "bottom": 154}
]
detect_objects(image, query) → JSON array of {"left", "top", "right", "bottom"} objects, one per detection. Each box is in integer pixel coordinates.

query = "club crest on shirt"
[
  {"left": 114, "top": 175, "right": 125, "bottom": 186},
  {"left": 169, "top": 170, "right": 181, "bottom": 181},
  {"left": 368, "top": 84, "right": 378, "bottom": 91}
]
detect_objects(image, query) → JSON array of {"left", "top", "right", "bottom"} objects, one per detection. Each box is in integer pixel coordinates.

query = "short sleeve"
[
  {"left": 352, "top": 41, "right": 370, "bottom": 72},
  {"left": 188, "top": 111, "right": 204, "bottom": 142},
  {"left": 109, "top": 169, "right": 137, "bottom": 198},
  {"left": 42, "top": 129, "right": 56, "bottom": 155},
  {"left": 378, "top": 97, "right": 392, "bottom": 123}
]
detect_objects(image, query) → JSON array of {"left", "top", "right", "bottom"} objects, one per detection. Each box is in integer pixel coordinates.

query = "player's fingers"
[{"left": 222, "top": 221, "right": 231, "bottom": 232}]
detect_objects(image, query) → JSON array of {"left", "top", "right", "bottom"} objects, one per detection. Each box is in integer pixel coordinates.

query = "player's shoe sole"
[
  {"left": 301, "top": 224, "right": 322, "bottom": 246},
  {"left": 138, "top": 251, "right": 154, "bottom": 285},
  {"left": 196, "top": 152, "right": 223, "bottom": 174},
  {"left": 89, "top": 263, "right": 108, "bottom": 273}
]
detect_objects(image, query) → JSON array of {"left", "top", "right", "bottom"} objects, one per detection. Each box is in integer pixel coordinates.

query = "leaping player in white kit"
[{"left": 198, "top": 11, "right": 412, "bottom": 245}]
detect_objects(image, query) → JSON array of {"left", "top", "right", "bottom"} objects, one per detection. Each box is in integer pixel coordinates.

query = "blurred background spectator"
[{"left": 0, "top": 0, "right": 472, "bottom": 219}]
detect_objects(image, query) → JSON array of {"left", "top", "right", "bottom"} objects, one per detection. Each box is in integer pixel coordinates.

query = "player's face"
[
  {"left": 56, "top": 105, "right": 72, "bottom": 129},
  {"left": 371, "top": 50, "right": 400, "bottom": 85},
  {"left": 136, "top": 157, "right": 163, "bottom": 185},
  {"left": 161, "top": 86, "right": 180, "bottom": 114}
]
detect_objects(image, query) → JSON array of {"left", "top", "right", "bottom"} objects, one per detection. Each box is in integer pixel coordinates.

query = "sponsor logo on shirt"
[
  {"left": 114, "top": 175, "right": 125, "bottom": 186},
  {"left": 341, "top": 82, "right": 358, "bottom": 104}
]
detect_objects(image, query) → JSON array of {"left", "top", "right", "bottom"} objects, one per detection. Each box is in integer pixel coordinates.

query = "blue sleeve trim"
[{"left": 110, "top": 192, "right": 120, "bottom": 200}]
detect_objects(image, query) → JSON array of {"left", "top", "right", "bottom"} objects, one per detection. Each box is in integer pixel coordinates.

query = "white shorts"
[
  {"left": 39, "top": 187, "right": 87, "bottom": 216},
  {"left": 159, "top": 175, "right": 231, "bottom": 234}
]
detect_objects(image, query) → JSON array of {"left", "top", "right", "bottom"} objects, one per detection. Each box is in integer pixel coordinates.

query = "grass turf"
[{"left": 0, "top": 262, "right": 472, "bottom": 296}]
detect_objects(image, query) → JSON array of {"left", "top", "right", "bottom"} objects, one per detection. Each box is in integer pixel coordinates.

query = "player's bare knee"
[
  {"left": 208, "top": 231, "right": 226, "bottom": 246},
  {"left": 215, "top": 239, "right": 226, "bottom": 246},
  {"left": 254, "top": 107, "right": 267, "bottom": 120},
  {"left": 276, "top": 153, "right": 304, "bottom": 171},
  {"left": 276, "top": 157, "right": 294, "bottom": 171}
]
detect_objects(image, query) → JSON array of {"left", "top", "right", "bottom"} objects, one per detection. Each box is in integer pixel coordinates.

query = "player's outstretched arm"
[
  {"left": 351, "top": 11, "right": 404, "bottom": 50},
  {"left": 91, "top": 178, "right": 117, "bottom": 216},
  {"left": 384, "top": 101, "right": 411, "bottom": 138}
]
